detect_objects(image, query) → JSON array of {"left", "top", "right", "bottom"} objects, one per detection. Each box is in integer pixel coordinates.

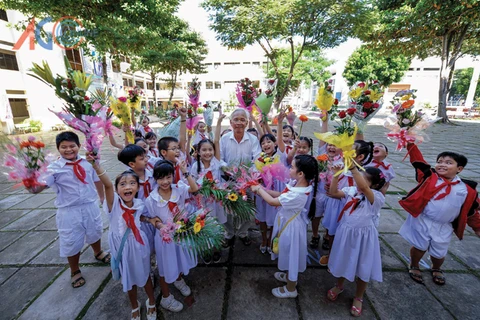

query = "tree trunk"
[
  {"left": 102, "top": 55, "right": 108, "bottom": 85},
  {"left": 151, "top": 71, "right": 157, "bottom": 112},
  {"left": 438, "top": 34, "right": 452, "bottom": 123},
  {"left": 168, "top": 72, "right": 177, "bottom": 106}
]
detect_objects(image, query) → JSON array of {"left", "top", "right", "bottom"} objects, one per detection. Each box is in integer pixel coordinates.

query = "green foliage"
[
  {"left": 202, "top": 0, "right": 372, "bottom": 106},
  {"left": 111, "top": 119, "right": 122, "bottom": 128},
  {"left": 450, "top": 68, "right": 480, "bottom": 99},
  {"left": 263, "top": 48, "right": 333, "bottom": 99},
  {"left": 343, "top": 45, "right": 410, "bottom": 87}
]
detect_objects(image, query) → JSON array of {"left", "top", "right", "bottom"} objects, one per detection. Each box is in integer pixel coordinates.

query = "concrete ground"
[{"left": 0, "top": 110, "right": 479, "bottom": 320}]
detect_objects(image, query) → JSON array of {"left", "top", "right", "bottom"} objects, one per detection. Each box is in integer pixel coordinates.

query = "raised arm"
[
  {"left": 350, "top": 167, "right": 374, "bottom": 204},
  {"left": 318, "top": 115, "right": 328, "bottom": 148},
  {"left": 287, "top": 138, "right": 299, "bottom": 165},
  {"left": 252, "top": 185, "right": 281, "bottom": 206},
  {"left": 88, "top": 153, "right": 114, "bottom": 212},
  {"left": 276, "top": 112, "right": 286, "bottom": 153},
  {"left": 180, "top": 160, "right": 199, "bottom": 193},
  {"left": 214, "top": 114, "right": 226, "bottom": 160},
  {"left": 178, "top": 107, "right": 187, "bottom": 154},
  {"left": 328, "top": 170, "right": 346, "bottom": 199},
  {"left": 250, "top": 110, "right": 264, "bottom": 136},
  {"left": 406, "top": 143, "right": 431, "bottom": 183}
]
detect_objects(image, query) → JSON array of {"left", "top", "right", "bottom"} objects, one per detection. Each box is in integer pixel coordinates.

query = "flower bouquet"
[
  {"left": 202, "top": 103, "right": 214, "bottom": 127},
  {"left": 236, "top": 78, "right": 258, "bottom": 112},
  {"left": 3, "top": 136, "right": 52, "bottom": 191},
  {"left": 286, "top": 106, "right": 296, "bottom": 126},
  {"left": 255, "top": 152, "right": 290, "bottom": 190},
  {"left": 298, "top": 115, "right": 309, "bottom": 137},
  {"left": 155, "top": 205, "right": 224, "bottom": 256},
  {"left": 315, "top": 107, "right": 361, "bottom": 176},
  {"left": 29, "top": 57, "right": 111, "bottom": 158},
  {"left": 110, "top": 96, "right": 134, "bottom": 143},
  {"left": 127, "top": 86, "right": 143, "bottom": 112},
  {"left": 315, "top": 80, "right": 339, "bottom": 121},
  {"left": 348, "top": 80, "right": 384, "bottom": 132},
  {"left": 384, "top": 89, "right": 438, "bottom": 152},
  {"left": 187, "top": 78, "right": 201, "bottom": 110},
  {"left": 197, "top": 171, "right": 256, "bottom": 223},
  {"left": 255, "top": 79, "right": 277, "bottom": 122}
]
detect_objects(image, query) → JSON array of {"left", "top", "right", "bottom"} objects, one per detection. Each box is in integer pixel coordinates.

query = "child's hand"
[
  {"left": 251, "top": 185, "right": 261, "bottom": 193},
  {"left": 149, "top": 217, "right": 161, "bottom": 227},
  {"left": 217, "top": 114, "right": 226, "bottom": 123},
  {"left": 293, "top": 138, "right": 301, "bottom": 149},
  {"left": 86, "top": 152, "right": 98, "bottom": 166},
  {"left": 331, "top": 164, "right": 343, "bottom": 174},
  {"left": 179, "top": 160, "right": 188, "bottom": 173},
  {"left": 277, "top": 111, "right": 286, "bottom": 122},
  {"left": 122, "top": 123, "right": 130, "bottom": 132},
  {"left": 178, "top": 107, "right": 187, "bottom": 118}
]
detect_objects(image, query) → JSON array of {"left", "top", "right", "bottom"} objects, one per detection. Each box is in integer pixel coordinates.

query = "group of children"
[{"left": 27, "top": 106, "right": 480, "bottom": 319}]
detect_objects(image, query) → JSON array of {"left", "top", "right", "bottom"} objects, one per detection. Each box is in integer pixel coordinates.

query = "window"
[
  {"left": 156, "top": 83, "right": 160, "bottom": 90},
  {"left": 0, "top": 10, "right": 8, "bottom": 22},
  {"left": 215, "top": 81, "right": 222, "bottom": 89},
  {"left": 9, "top": 98, "right": 29, "bottom": 123},
  {"left": 123, "top": 78, "right": 133, "bottom": 87},
  {"left": 424, "top": 68, "right": 440, "bottom": 71},
  {"left": 66, "top": 49, "right": 83, "bottom": 71},
  {"left": 111, "top": 60, "right": 120, "bottom": 73},
  {"left": 224, "top": 62, "right": 240, "bottom": 65},
  {"left": 408, "top": 68, "right": 415, "bottom": 71},
  {"left": 147, "top": 82, "right": 154, "bottom": 90},
  {"left": 252, "top": 62, "right": 260, "bottom": 66},
  {"left": 243, "top": 62, "right": 251, "bottom": 64},
  {"left": 203, "top": 63, "right": 212, "bottom": 66},
  {"left": 135, "top": 81, "right": 144, "bottom": 89},
  {"left": 214, "top": 62, "right": 221, "bottom": 69},
  {"left": 0, "top": 51, "right": 19, "bottom": 71},
  {"left": 206, "top": 81, "right": 213, "bottom": 89}
]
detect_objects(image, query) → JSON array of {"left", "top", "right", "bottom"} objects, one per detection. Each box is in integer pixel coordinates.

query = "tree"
[
  {"left": 449, "top": 68, "right": 480, "bottom": 101},
  {"left": 362, "top": 0, "right": 480, "bottom": 122},
  {"left": 263, "top": 48, "right": 333, "bottom": 100},
  {"left": 202, "top": 0, "right": 372, "bottom": 108},
  {"left": 343, "top": 45, "right": 411, "bottom": 87}
]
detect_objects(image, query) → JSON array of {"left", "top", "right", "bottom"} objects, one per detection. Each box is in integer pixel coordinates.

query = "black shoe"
[
  {"left": 203, "top": 254, "right": 212, "bottom": 265},
  {"left": 222, "top": 237, "right": 235, "bottom": 248},
  {"left": 213, "top": 251, "right": 222, "bottom": 263},
  {"left": 322, "top": 238, "right": 330, "bottom": 250},
  {"left": 309, "top": 236, "right": 320, "bottom": 249},
  {"left": 239, "top": 236, "right": 252, "bottom": 246}
]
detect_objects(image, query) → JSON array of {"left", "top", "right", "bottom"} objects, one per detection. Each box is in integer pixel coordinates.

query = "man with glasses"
[{"left": 220, "top": 108, "right": 262, "bottom": 247}]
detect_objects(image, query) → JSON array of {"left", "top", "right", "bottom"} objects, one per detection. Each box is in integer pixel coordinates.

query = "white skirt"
[
  {"left": 328, "top": 223, "right": 383, "bottom": 283},
  {"left": 322, "top": 197, "right": 347, "bottom": 235}
]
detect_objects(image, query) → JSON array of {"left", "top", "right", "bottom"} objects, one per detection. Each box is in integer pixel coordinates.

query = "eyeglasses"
[{"left": 167, "top": 147, "right": 180, "bottom": 151}]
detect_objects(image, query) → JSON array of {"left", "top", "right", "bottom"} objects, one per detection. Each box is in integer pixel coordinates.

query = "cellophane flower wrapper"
[
  {"left": 156, "top": 207, "right": 224, "bottom": 257},
  {"left": 348, "top": 81, "right": 384, "bottom": 132},
  {"left": 110, "top": 97, "right": 134, "bottom": 143},
  {"left": 203, "top": 106, "right": 214, "bottom": 127},
  {"left": 255, "top": 79, "right": 277, "bottom": 121},
  {"left": 159, "top": 116, "right": 181, "bottom": 139},
  {"left": 260, "top": 162, "right": 290, "bottom": 190},
  {"left": 286, "top": 108, "right": 296, "bottom": 126},
  {"left": 236, "top": 78, "right": 258, "bottom": 112},
  {"left": 198, "top": 171, "right": 256, "bottom": 223},
  {"left": 127, "top": 86, "right": 143, "bottom": 112},
  {"left": 3, "top": 137, "right": 53, "bottom": 191},
  {"left": 187, "top": 78, "right": 201, "bottom": 111}
]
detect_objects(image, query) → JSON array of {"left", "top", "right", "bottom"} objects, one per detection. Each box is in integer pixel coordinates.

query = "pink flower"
[
  {"left": 373, "top": 103, "right": 380, "bottom": 109},
  {"left": 358, "top": 82, "right": 366, "bottom": 88},
  {"left": 118, "top": 97, "right": 127, "bottom": 103},
  {"left": 6, "top": 144, "right": 17, "bottom": 153},
  {"left": 91, "top": 101, "right": 102, "bottom": 112},
  {"left": 8, "top": 172, "right": 19, "bottom": 180},
  {"left": 28, "top": 136, "right": 36, "bottom": 142}
]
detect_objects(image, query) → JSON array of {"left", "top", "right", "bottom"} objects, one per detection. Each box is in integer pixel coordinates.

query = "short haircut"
[
  {"left": 118, "top": 144, "right": 146, "bottom": 166},
  {"left": 157, "top": 137, "right": 179, "bottom": 152},
  {"left": 134, "top": 138, "right": 146, "bottom": 144},
  {"left": 230, "top": 108, "right": 249, "bottom": 121},
  {"left": 145, "top": 132, "right": 157, "bottom": 140},
  {"left": 56, "top": 131, "right": 80, "bottom": 149},
  {"left": 153, "top": 160, "right": 175, "bottom": 180},
  {"left": 114, "top": 170, "right": 140, "bottom": 191},
  {"left": 134, "top": 130, "right": 143, "bottom": 138},
  {"left": 437, "top": 151, "right": 468, "bottom": 167}
]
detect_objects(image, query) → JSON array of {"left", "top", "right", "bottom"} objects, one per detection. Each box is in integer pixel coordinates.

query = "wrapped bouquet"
[
  {"left": 348, "top": 80, "right": 384, "bottom": 132},
  {"left": 315, "top": 79, "right": 339, "bottom": 121},
  {"left": 236, "top": 78, "right": 258, "bottom": 112}
]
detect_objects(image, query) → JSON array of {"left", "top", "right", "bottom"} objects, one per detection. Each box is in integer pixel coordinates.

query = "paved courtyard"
[{"left": 0, "top": 110, "right": 479, "bottom": 320}]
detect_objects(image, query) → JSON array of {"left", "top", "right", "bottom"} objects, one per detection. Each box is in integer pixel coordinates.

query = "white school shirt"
[
  {"left": 365, "top": 160, "right": 396, "bottom": 183},
  {"left": 137, "top": 169, "right": 156, "bottom": 200},
  {"left": 220, "top": 131, "right": 262, "bottom": 166},
  {"left": 422, "top": 176, "right": 468, "bottom": 224},
  {"left": 190, "top": 157, "right": 227, "bottom": 182},
  {"left": 341, "top": 186, "right": 385, "bottom": 228},
  {"left": 144, "top": 182, "right": 190, "bottom": 221},
  {"left": 46, "top": 157, "right": 100, "bottom": 208}
]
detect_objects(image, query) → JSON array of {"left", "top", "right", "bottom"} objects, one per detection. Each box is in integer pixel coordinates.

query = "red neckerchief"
[
  {"left": 434, "top": 178, "right": 461, "bottom": 200},
  {"left": 147, "top": 162, "right": 154, "bottom": 170},
  {"left": 151, "top": 149, "right": 158, "bottom": 157},
  {"left": 338, "top": 174, "right": 354, "bottom": 187},
  {"left": 144, "top": 126, "right": 152, "bottom": 133},
  {"left": 139, "top": 179, "right": 152, "bottom": 198},
  {"left": 65, "top": 159, "right": 87, "bottom": 184},
  {"left": 205, "top": 171, "right": 214, "bottom": 182},
  {"left": 337, "top": 196, "right": 361, "bottom": 222},
  {"left": 120, "top": 202, "right": 144, "bottom": 245},
  {"left": 373, "top": 159, "right": 391, "bottom": 170},
  {"left": 168, "top": 201, "right": 180, "bottom": 216},
  {"left": 174, "top": 165, "right": 181, "bottom": 184},
  {"left": 200, "top": 132, "right": 206, "bottom": 140},
  {"left": 286, "top": 145, "right": 293, "bottom": 154}
]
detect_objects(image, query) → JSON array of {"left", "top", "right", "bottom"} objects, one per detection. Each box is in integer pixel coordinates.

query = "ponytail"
[
  {"left": 308, "top": 166, "right": 319, "bottom": 220},
  {"left": 354, "top": 140, "right": 374, "bottom": 165}
]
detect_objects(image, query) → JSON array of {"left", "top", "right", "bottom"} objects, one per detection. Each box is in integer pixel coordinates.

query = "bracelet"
[
  {"left": 97, "top": 170, "right": 107, "bottom": 177},
  {"left": 183, "top": 171, "right": 190, "bottom": 178},
  {"left": 180, "top": 119, "right": 186, "bottom": 122}
]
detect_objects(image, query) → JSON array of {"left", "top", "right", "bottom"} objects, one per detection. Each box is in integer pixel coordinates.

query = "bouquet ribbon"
[{"left": 387, "top": 128, "right": 416, "bottom": 151}]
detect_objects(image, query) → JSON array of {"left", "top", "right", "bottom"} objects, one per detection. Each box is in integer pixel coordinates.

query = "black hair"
[
  {"left": 153, "top": 159, "right": 175, "bottom": 180},
  {"left": 354, "top": 140, "right": 374, "bottom": 165},
  {"left": 247, "top": 128, "right": 258, "bottom": 134},
  {"left": 364, "top": 167, "right": 387, "bottom": 191},
  {"left": 145, "top": 132, "right": 157, "bottom": 140},
  {"left": 272, "top": 128, "right": 277, "bottom": 134},
  {"left": 375, "top": 142, "right": 389, "bottom": 154},
  {"left": 134, "top": 130, "right": 143, "bottom": 138},
  {"left": 282, "top": 124, "right": 296, "bottom": 139},
  {"left": 134, "top": 138, "right": 146, "bottom": 145},
  {"left": 118, "top": 144, "right": 147, "bottom": 166},
  {"left": 436, "top": 151, "right": 468, "bottom": 168},
  {"left": 157, "top": 136, "right": 179, "bottom": 152},
  {"left": 299, "top": 136, "right": 314, "bottom": 155},
  {"left": 259, "top": 133, "right": 276, "bottom": 144},
  {"left": 55, "top": 131, "right": 80, "bottom": 149},
  {"left": 142, "top": 116, "right": 150, "bottom": 123},
  {"left": 196, "top": 139, "right": 216, "bottom": 174},
  {"left": 293, "top": 155, "right": 319, "bottom": 219},
  {"left": 221, "top": 129, "right": 232, "bottom": 136},
  {"left": 114, "top": 170, "right": 140, "bottom": 192}
]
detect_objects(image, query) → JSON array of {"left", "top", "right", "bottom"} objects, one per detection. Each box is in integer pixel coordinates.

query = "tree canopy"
[
  {"left": 202, "top": 0, "right": 372, "bottom": 108},
  {"left": 343, "top": 45, "right": 411, "bottom": 87},
  {"left": 449, "top": 68, "right": 480, "bottom": 100},
  {"left": 361, "top": 0, "right": 480, "bottom": 122}
]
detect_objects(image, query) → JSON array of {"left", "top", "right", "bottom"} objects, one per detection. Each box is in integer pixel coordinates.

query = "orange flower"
[
  {"left": 316, "top": 154, "right": 329, "bottom": 162},
  {"left": 299, "top": 115, "right": 309, "bottom": 122},
  {"left": 272, "top": 116, "right": 278, "bottom": 125},
  {"left": 32, "top": 141, "right": 45, "bottom": 149},
  {"left": 402, "top": 100, "right": 415, "bottom": 109},
  {"left": 288, "top": 106, "right": 293, "bottom": 113},
  {"left": 20, "top": 141, "right": 31, "bottom": 148}
]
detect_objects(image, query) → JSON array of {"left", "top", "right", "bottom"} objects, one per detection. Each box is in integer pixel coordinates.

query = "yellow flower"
[
  {"left": 369, "top": 90, "right": 384, "bottom": 102},
  {"left": 314, "top": 86, "right": 334, "bottom": 111},
  {"left": 193, "top": 222, "right": 202, "bottom": 234},
  {"left": 227, "top": 193, "right": 238, "bottom": 202},
  {"left": 400, "top": 94, "right": 412, "bottom": 101},
  {"left": 348, "top": 87, "right": 363, "bottom": 99},
  {"left": 264, "top": 157, "right": 271, "bottom": 163}
]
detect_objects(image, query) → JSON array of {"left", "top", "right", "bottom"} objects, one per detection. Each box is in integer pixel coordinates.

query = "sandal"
[
  {"left": 322, "top": 238, "right": 330, "bottom": 250},
  {"left": 95, "top": 250, "right": 111, "bottom": 264},
  {"left": 408, "top": 265, "right": 424, "bottom": 284},
  {"left": 431, "top": 269, "right": 446, "bottom": 286},
  {"left": 131, "top": 300, "right": 140, "bottom": 320},
  {"left": 239, "top": 236, "right": 252, "bottom": 246},
  {"left": 260, "top": 245, "right": 267, "bottom": 254},
  {"left": 71, "top": 270, "right": 86, "bottom": 288},
  {"left": 309, "top": 236, "right": 320, "bottom": 249},
  {"left": 350, "top": 297, "right": 363, "bottom": 317},
  {"left": 327, "top": 285, "right": 344, "bottom": 301},
  {"left": 145, "top": 298, "right": 157, "bottom": 320}
]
